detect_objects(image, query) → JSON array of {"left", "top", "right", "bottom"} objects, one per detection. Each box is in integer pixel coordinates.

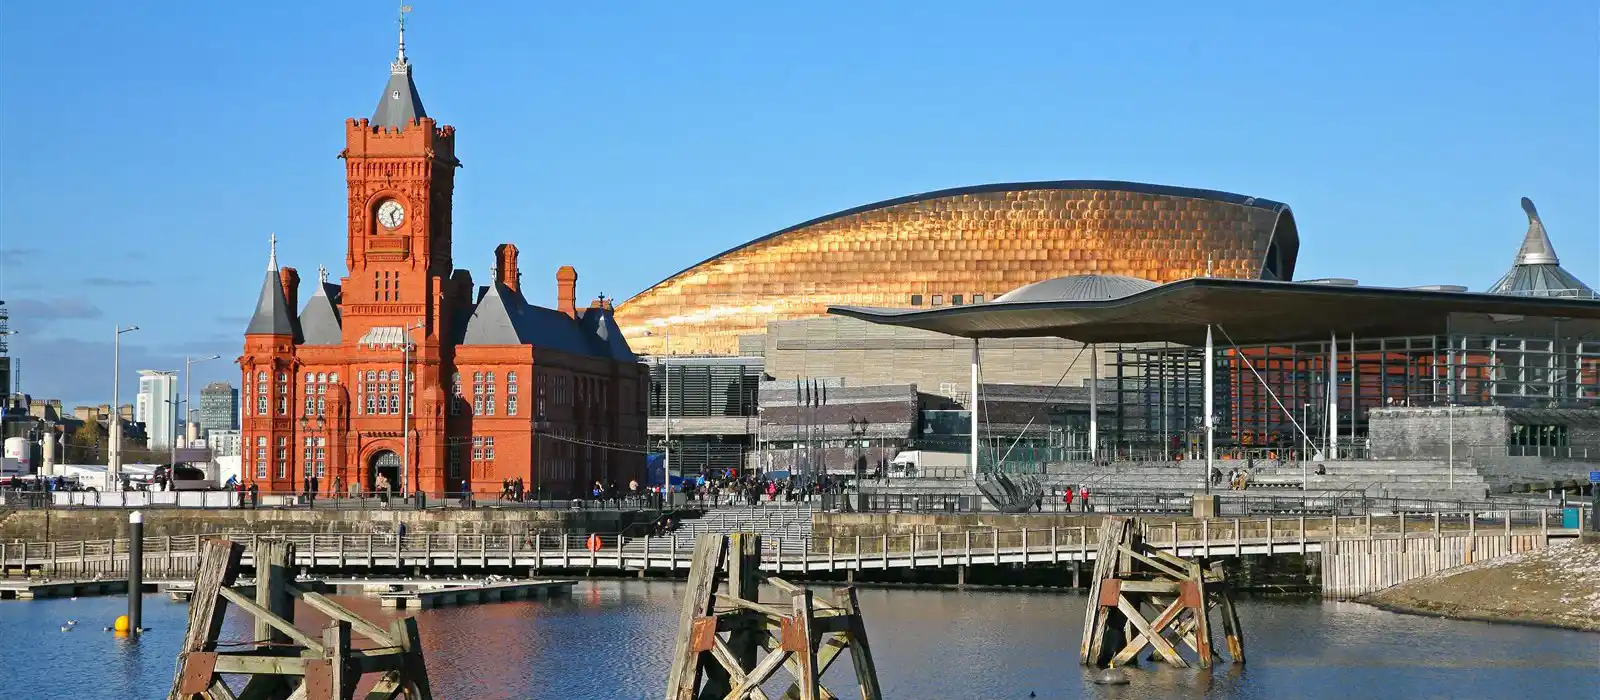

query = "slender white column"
[
  {"left": 1328, "top": 331, "right": 1338, "bottom": 460},
  {"left": 1204, "top": 325, "right": 1214, "bottom": 479},
  {"left": 970, "top": 339, "right": 980, "bottom": 479},
  {"left": 1088, "top": 344, "right": 1098, "bottom": 463}
]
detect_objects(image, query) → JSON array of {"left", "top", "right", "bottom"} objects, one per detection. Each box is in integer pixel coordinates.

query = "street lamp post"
[
  {"left": 645, "top": 329, "right": 673, "bottom": 503},
  {"left": 401, "top": 319, "right": 424, "bottom": 498},
  {"left": 300, "top": 414, "right": 326, "bottom": 499},
  {"left": 164, "top": 397, "right": 185, "bottom": 481},
  {"left": 185, "top": 354, "right": 221, "bottom": 480},
  {"left": 109, "top": 325, "right": 140, "bottom": 484},
  {"left": 848, "top": 418, "right": 868, "bottom": 512}
]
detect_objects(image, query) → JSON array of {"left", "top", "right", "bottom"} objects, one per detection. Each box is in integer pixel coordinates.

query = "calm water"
[{"left": 0, "top": 582, "right": 1595, "bottom": 699}]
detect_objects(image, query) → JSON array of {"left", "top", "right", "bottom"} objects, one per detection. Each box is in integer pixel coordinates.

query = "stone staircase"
[{"left": 1267, "top": 460, "right": 1492, "bottom": 501}]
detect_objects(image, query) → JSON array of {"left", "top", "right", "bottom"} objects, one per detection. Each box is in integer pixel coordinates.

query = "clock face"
[{"left": 376, "top": 200, "right": 405, "bottom": 230}]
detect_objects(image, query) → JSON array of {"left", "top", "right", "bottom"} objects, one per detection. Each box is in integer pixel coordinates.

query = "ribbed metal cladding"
[
  {"left": 617, "top": 181, "right": 1295, "bottom": 355},
  {"left": 648, "top": 363, "right": 761, "bottom": 418}
]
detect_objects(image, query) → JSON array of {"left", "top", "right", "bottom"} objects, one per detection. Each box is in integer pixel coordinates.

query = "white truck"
[{"left": 888, "top": 450, "right": 969, "bottom": 477}]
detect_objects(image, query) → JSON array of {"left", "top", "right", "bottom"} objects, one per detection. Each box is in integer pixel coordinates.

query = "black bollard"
[
  {"left": 1590, "top": 484, "right": 1598, "bottom": 533},
  {"left": 128, "top": 510, "right": 143, "bottom": 636}
]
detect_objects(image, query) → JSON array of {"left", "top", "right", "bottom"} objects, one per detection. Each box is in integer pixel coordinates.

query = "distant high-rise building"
[
  {"left": 199, "top": 382, "right": 239, "bottom": 433},
  {"left": 206, "top": 429, "right": 241, "bottom": 458},
  {"left": 136, "top": 370, "right": 179, "bottom": 449}
]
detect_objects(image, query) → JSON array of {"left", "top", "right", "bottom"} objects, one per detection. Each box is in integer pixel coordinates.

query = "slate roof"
[
  {"left": 244, "top": 269, "right": 295, "bottom": 336},
  {"left": 578, "top": 306, "right": 638, "bottom": 362},
  {"left": 298, "top": 282, "right": 343, "bottom": 345},
  {"left": 373, "top": 67, "right": 427, "bottom": 129},
  {"left": 459, "top": 283, "right": 639, "bottom": 361}
]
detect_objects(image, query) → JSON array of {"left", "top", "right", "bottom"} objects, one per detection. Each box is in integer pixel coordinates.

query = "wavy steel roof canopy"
[{"left": 829, "top": 277, "right": 1600, "bottom": 346}]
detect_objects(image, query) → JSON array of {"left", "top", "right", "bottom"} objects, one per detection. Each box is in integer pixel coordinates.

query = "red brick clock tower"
[{"left": 238, "top": 18, "right": 647, "bottom": 500}]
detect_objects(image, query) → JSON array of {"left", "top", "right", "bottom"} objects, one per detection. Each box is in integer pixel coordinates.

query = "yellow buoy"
[{"left": 113, "top": 615, "right": 130, "bottom": 632}]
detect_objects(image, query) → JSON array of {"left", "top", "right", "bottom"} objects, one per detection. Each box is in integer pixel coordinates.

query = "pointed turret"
[
  {"left": 372, "top": 6, "right": 427, "bottom": 129},
  {"left": 245, "top": 234, "right": 296, "bottom": 336},
  {"left": 1487, "top": 197, "right": 1595, "bottom": 299},
  {"left": 299, "top": 264, "right": 344, "bottom": 345}
]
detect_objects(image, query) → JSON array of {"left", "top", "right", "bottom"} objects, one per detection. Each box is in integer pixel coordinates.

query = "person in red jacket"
[
  {"left": 1079, "top": 485, "right": 1090, "bottom": 512},
  {"left": 1063, "top": 487, "right": 1075, "bottom": 511}
]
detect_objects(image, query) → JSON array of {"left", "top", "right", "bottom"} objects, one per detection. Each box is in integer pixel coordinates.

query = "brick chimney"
[
  {"left": 279, "top": 267, "right": 300, "bottom": 312},
  {"left": 494, "top": 243, "right": 521, "bottom": 293},
  {"left": 556, "top": 266, "right": 578, "bottom": 318}
]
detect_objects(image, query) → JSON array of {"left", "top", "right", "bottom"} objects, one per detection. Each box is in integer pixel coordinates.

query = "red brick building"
[{"left": 239, "top": 28, "right": 646, "bottom": 498}]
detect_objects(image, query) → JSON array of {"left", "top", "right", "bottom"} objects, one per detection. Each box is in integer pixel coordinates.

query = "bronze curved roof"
[
  {"left": 643, "top": 180, "right": 1295, "bottom": 293},
  {"left": 617, "top": 180, "right": 1299, "bottom": 354}
]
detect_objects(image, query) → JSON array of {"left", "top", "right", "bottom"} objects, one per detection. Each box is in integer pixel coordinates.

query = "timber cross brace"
[
  {"left": 1080, "top": 517, "right": 1246, "bottom": 669},
  {"left": 665, "top": 533, "right": 884, "bottom": 700},
  {"left": 168, "top": 538, "right": 434, "bottom": 700}
]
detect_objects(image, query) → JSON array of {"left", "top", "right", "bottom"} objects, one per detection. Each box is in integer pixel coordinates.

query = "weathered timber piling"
[
  {"left": 1080, "top": 517, "right": 1245, "bottom": 669},
  {"left": 665, "top": 532, "right": 883, "bottom": 700},
  {"left": 168, "top": 538, "right": 433, "bottom": 700}
]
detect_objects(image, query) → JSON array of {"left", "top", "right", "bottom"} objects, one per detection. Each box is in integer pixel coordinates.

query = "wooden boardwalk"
[{"left": 1, "top": 511, "right": 1581, "bottom": 600}]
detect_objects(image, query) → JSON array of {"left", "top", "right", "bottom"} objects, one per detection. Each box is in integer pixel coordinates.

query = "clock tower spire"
[{"left": 340, "top": 7, "right": 460, "bottom": 344}]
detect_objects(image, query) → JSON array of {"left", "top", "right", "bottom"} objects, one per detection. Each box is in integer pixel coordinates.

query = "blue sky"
[{"left": 1, "top": 1, "right": 1596, "bottom": 409}]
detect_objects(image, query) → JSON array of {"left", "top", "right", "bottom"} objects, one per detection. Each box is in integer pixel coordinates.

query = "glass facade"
[
  {"left": 1105, "top": 326, "right": 1600, "bottom": 458},
  {"left": 617, "top": 181, "right": 1297, "bottom": 355}
]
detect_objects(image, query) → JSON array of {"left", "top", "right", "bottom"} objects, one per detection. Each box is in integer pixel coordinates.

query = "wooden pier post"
[
  {"left": 168, "top": 537, "right": 432, "bottom": 700},
  {"left": 662, "top": 533, "right": 882, "bottom": 700},
  {"left": 1080, "top": 517, "right": 1245, "bottom": 670}
]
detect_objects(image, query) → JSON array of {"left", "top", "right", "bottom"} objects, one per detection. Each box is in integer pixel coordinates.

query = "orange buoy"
[{"left": 586, "top": 534, "right": 602, "bottom": 552}]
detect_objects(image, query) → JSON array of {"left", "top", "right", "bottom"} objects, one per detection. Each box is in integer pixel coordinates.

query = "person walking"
[
  {"left": 1063, "top": 486, "right": 1075, "bottom": 512},
  {"left": 459, "top": 478, "right": 471, "bottom": 507},
  {"left": 1078, "top": 485, "right": 1090, "bottom": 513},
  {"left": 331, "top": 475, "right": 343, "bottom": 500}
]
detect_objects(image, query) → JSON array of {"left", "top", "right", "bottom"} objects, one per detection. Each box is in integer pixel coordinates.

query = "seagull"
[{"left": 60, "top": 625, "right": 72, "bottom": 632}]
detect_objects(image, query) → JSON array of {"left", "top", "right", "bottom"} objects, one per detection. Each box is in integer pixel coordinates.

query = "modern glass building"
[{"left": 832, "top": 198, "right": 1600, "bottom": 467}]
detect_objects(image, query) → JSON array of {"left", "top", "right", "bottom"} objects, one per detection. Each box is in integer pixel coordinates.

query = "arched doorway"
[{"left": 370, "top": 450, "right": 401, "bottom": 491}]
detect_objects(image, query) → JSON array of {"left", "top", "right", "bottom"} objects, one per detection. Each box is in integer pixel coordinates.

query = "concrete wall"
[
  {"left": 1369, "top": 407, "right": 1508, "bottom": 460},
  {"left": 0, "top": 507, "right": 650, "bottom": 543},
  {"left": 763, "top": 316, "right": 1112, "bottom": 401}
]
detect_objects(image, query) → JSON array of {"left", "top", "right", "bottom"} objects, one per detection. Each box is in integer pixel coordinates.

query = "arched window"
[
  {"left": 388, "top": 370, "right": 399, "bottom": 381},
  {"left": 329, "top": 372, "right": 338, "bottom": 383},
  {"left": 305, "top": 372, "right": 314, "bottom": 382},
  {"left": 316, "top": 372, "right": 326, "bottom": 383},
  {"left": 258, "top": 371, "right": 267, "bottom": 382},
  {"left": 366, "top": 370, "right": 376, "bottom": 382}
]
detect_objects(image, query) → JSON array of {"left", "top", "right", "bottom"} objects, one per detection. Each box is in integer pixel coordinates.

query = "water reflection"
[{"left": 0, "top": 583, "right": 1594, "bottom": 699}]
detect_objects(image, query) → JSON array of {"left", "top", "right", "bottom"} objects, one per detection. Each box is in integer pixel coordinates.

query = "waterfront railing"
[{"left": 1, "top": 508, "right": 1587, "bottom": 580}]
